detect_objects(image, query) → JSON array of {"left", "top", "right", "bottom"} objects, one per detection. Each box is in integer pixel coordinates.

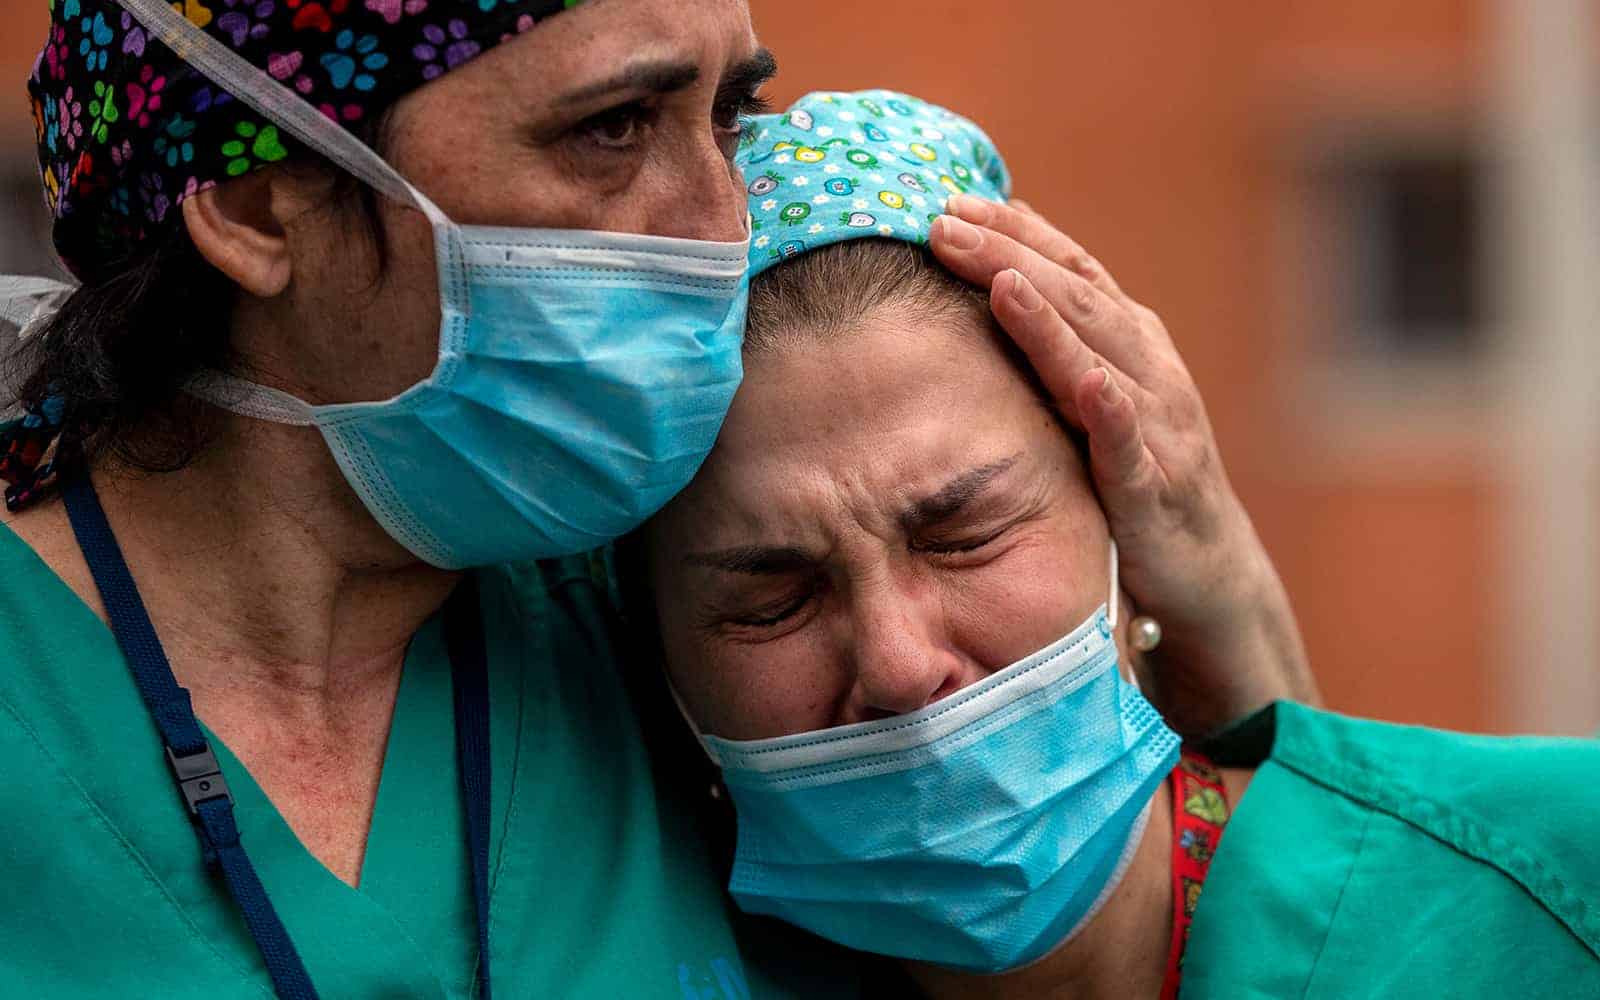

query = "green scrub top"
[
  {"left": 1184, "top": 701, "right": 1600, "bottom": 998},
  {"left": 0, "top": 526, "right": 853, "bottom": 998}
]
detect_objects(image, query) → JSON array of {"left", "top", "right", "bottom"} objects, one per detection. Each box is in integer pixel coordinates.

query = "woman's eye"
[
  {"left": 729, "top": 591, "right": 812, "bottom": 629},
  {"left": 713, "top": 92, "right": 772, "bottom": 158},
  {"left": 713, "top": 92, "right": 772, "bottom": 133},
  {"left": 914, "top": 526, "right": 1008, "bottom": 557},
  {"left": 577, "top": 102, "right": 653, "bottom": 150}
]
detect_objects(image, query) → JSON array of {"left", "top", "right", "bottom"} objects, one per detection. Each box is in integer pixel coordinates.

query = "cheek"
[
  {"left": 271, "top": 197, "right": 442, "bottom": 405},
  {"left": 940, "top": 530, "right": 1107, "bottom": 670},
  {"left": 671, "top": 630, "right": 845, "bottom": 741},
  {"left": 354, "top": 206, "right": 444, "bottom": 397}
]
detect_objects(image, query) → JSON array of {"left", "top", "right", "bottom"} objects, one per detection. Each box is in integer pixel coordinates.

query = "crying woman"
[{"left": 624, "top": 91, "right": 1600, "bottom": 999}]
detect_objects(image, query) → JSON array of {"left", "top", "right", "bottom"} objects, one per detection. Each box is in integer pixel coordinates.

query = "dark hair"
[
  {"left": 743, "top": 237, "right": 992, "bottom": 356},
  {"left": 4, "top": 114, "right": 392, "bottom": 480}
]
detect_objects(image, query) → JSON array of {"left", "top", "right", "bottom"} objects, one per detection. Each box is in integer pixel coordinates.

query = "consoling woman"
[
  {"left": 632, "top": 90, "right": 1600, "bottom": 999},
  {"left": 1, "top": 0, "right": 1317, "bottom": 995}
]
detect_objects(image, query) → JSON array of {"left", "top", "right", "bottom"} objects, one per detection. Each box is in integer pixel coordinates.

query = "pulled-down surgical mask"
[
  {"left": 116, "top": 0, "right": 751, "bottom": 569},
  {"left": 686, "top": 543, "right": 1181, "bottom": 973}
]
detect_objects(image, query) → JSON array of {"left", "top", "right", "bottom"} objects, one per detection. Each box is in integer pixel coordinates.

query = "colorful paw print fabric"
[
  {"left": 28, "top": 0, "right": 584, "bottom": 281},
  {"left": 736, "top": 89, "right": 1011, "bottom": 278}
]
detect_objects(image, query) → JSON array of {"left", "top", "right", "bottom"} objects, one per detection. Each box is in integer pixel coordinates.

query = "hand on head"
[{"left": 931, "top": 195, "right": 1317, "bottom": 733}]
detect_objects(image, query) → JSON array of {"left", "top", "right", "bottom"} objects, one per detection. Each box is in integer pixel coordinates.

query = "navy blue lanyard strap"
[
  {"left": 443, "top": 573, "right": 493, "bottom": 1000},
  {"left": 62, "top": 475, "right": 493, "bottom": 1000}
]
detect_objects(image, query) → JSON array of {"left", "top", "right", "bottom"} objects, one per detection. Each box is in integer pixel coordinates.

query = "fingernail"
[
  {"left": 947, "top": 193, "right": 993, "bottom": 224},
  {"left": 938, "top": 214, "right": 983, "bottom": 251},
  {"left": 1007, "top": 269, "right": 1042, "bottom": 312},
  {"left": 1097, "top": 367, "right": 1123, "bottom": 404}
]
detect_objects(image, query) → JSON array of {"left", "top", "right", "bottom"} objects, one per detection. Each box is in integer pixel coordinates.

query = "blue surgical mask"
[
  {"left": 151, "top": 5, "right": 749, "bottom": 569},
  {"left": 692, "top": 545, "right": 1180, "bottom": 973}
]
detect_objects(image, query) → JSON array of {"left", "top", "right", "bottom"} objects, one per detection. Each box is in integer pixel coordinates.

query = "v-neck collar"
[{"left": 0, "top": 520, "right": 490, "bottom": 997}]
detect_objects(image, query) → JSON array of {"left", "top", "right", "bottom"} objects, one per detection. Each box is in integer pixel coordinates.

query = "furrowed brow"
[
  {"left": 901, "top": 455, "right": 1022, "bottom": 531},
  {"left": 556, "top": 59, "right": 701, "bottom": 107},
  {"left": 684, "top": 544, "right": 815, "bottom": 575}
]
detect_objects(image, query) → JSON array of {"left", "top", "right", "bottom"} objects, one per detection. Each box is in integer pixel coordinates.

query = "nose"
[
  {"left": 652, "top": 133, "right": 749, "bottom": 243},
  {"left": 844, "top": 581, "right": 971, "bottom": 724}
]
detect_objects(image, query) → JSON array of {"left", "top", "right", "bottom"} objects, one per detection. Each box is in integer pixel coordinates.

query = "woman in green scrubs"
[
  {"left": 0, "top": 5, "right": 1313, "bottom": 999},
  {"left": 632, "top": 89, "right": 1600, "bottom": 999}
]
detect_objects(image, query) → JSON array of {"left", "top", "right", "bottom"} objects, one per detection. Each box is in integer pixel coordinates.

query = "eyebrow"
[
  {"left": 555, "top": 60, "right": 701, "bottom": 107},
  {"left": 685, "top": 455, "right": 1023, "bottom": 572},
  {"left": 684, "top": 543, "right": 815, "bottom": 575},
  {"left": 719, "top": 48, "right": 778, "bottom": 100},
  {"left": 555, "top": 47, "right": 777, "bottom": 108},
  {"left": 901, "top": 455, "right": 1022, "bottom": 531}
]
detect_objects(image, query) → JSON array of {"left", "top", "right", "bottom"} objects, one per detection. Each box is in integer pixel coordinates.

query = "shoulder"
[
  {"left": 0, "top": 506, "right": 121, "bottom": 715},
  {"left": 1183, "top": 703, "right": 1600, "bottom": 997},
  {"left": 1269, "top": 700, "right": 1600, "bottom": 840},
  {"left": 1268, "top": 702, "right": 1600, "bottom": 954}
]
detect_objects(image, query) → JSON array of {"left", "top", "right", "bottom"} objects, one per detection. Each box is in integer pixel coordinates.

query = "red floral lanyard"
[{"left": 1160, "top": 748, "right": 1230, "bottom": 1000}]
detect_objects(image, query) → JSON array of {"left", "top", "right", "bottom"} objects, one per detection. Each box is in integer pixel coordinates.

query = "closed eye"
[
  {"left": 728, "top": 590, "right": 812, "bottom": 628},
  {"left": 911, "top": 526, "right": 1009, "bottom": 556}
]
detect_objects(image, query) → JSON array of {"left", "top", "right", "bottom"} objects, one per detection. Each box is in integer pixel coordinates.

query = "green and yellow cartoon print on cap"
[{"left": 739, "top": 89, "right": 1011, "bottom": 274}]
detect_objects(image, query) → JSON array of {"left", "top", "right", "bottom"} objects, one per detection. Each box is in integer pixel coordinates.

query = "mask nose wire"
[{"left": 114, "top": 0, "right": 446, "bottom": 226}]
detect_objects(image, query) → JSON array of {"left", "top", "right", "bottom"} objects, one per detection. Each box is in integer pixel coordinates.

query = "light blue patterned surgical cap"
[{"left": 737, "top": 89, "right": 1012, "bottom": 277}]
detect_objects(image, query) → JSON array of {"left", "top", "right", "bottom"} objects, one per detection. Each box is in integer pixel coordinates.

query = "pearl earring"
[{"left": 1130, "top": 615, "right": 1162, "bottom": 653}]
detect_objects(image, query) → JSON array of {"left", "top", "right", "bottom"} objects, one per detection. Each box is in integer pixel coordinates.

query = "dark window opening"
[{"left": 1323, "top": 147, "right": 1484, "bottom": 360}]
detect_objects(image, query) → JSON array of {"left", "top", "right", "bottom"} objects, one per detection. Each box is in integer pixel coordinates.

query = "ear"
[{"left": 181, "top": 169, "right": 292, "bottom": 298}]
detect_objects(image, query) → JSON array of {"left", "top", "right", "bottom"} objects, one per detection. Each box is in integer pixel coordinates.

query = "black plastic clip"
[{"left": 165, "top": 744, "right": 232, "bottom": 815}]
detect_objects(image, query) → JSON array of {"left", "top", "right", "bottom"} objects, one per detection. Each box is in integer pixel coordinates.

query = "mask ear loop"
[
  {"left": 115, "top": 0, "right": 448, "bottom": 227},
  {"left": 115, "top": 0, "right": 467, "bottom": 426},
  {"left": 1107, "top": 539, "right": 1120, "bottom": 631},
  {"left": 1106, "top": 539, "right": 1143, "bottom": 691},
  {"left": 665, "top": 676, "right": 726, "bottom": 768}
]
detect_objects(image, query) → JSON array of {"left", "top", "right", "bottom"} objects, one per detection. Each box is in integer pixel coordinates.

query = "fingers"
[
  {"left": 932, "top": 214, "right": 1158, "bottom": 381},
  {"left": 1007, "top": 196, "right": 1042, "bottom": 219},
  {"left": 944, "top": 194, "right": 1128, "bottom": 302},
  {"left": 1077, "top": 366, "right": 1163, "bottom": 523},
  {"left": 990, "top": 268, "right": 1103, "bottom": 424}
]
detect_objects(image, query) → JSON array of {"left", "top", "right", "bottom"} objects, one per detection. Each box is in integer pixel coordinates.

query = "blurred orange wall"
[
  {"left": 0, "top": 1, "right": 1528, "bottom": 732},
  {"left": 1, "top": 3, "right": 49, "bottom": 142}
]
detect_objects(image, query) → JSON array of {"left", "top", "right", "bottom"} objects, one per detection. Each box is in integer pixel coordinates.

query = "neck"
[
  {"left": 5, "top": 406, "right": 461, "bottom": 885},
  {"left": 13, "top": 408, "right": 459, "bottom": 710}
]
